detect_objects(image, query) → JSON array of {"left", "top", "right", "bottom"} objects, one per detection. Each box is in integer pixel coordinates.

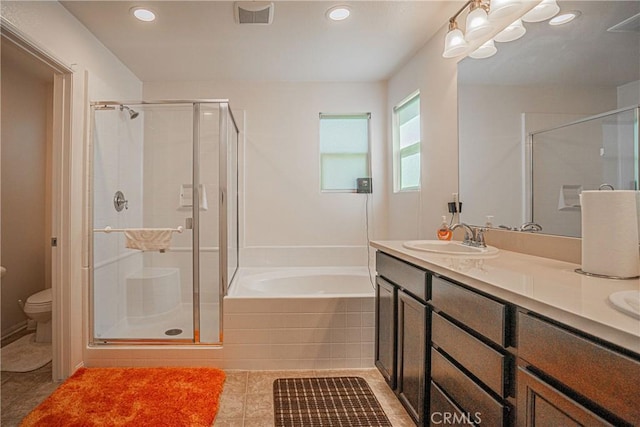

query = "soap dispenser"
[
  {"left": 485, "top": 215, "right": 494, "bottom": 228},
  {"left": 437, "top": 215, "right": 452, "bottom": 241}
]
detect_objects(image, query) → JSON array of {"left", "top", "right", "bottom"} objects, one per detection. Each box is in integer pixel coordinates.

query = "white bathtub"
[{"left": 228, "top": 267, "right": 374, "bottom": 298}]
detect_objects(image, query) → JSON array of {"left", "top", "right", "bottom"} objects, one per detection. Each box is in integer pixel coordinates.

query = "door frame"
[{"left": 1, "top": 18, "right": 74, "bottom": 380}]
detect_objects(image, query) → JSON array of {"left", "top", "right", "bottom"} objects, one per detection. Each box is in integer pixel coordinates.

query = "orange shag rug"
[{"left": 21, "top": 367, "right": 226, "bottom": 427}]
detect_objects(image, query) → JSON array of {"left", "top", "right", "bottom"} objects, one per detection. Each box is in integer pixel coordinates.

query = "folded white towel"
[{"left": 124, "top": 229, "right": 173, "bottom": 251}]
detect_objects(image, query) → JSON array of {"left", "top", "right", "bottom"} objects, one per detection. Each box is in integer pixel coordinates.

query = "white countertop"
[{"left": 371, "top": 240, "right": 640, "bottom": 355}]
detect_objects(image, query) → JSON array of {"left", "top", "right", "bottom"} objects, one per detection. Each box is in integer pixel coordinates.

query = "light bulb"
[
  {"left": 494, "top": 19, "right": 526, "bottom": 42},
  {"left": 489, "top": 0, "right": 523, "bottom": 20},
  {"left": 469, "top": 39, "right": 497, "bottom": 59},
  {"left": 327, "top": 6, "right": 351, "bottom": 21},
  {"left": 442, "top": 22, "right": 469, "bottom": 58},
  {"left": 131, "top": 7, "right": 156, "bottom": 22},
  {"left": 466, "top": 3, "right": 493, "bottom": 41},
  {"left": 522, "top": 0, "right": 560, "bottom": 23}
]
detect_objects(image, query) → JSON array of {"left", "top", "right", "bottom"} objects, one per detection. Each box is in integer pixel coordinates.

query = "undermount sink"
[
  {"left": 608, "top": 290, "right": 640, "bottom": 319},
  {"left": 403, "top": 240, "right": 499, "bottom": 257}
]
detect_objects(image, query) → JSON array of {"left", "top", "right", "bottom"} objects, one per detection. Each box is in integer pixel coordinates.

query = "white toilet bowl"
[{"left": 22, "top": 288, "right": 52, "bottom": 343}]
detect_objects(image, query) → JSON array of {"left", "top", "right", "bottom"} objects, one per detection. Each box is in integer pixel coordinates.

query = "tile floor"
[
  {"left": 1, "top": 329, "right": 58, "bottom": 427},
  {"left": 214, "top": 369, "right": 415, "bottom": 427},
  {"left": 1, "top": 345, "right": 413, "bottom": 427}
]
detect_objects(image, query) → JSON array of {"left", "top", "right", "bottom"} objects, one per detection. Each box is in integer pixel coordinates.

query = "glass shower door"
[{"left": 91, "top": 102, "right": 196, "bottom": 342}]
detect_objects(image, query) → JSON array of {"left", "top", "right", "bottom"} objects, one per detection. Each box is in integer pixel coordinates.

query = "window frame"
[
  {"left": 319, "top": 112, "right": 372, "bottom": 193},
  {"left": 393, "top": 92, "right": 421, "bottom": 192}
]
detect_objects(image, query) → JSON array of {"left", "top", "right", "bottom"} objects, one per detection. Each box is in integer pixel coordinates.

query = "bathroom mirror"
[{"left": 458, "top": 1, "right": 640, "bottom": 237}]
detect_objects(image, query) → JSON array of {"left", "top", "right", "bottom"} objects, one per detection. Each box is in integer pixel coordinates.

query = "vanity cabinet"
[
  {"left": 375, "top": 252, "right": 430, "bottom": 426},
  {"left": 517, "top": 311, "right": 640, "bottom": 427},
  {"left": 374, "top": 246, "right": 640, "bottom": 427},
  {"left": 430, "top": 276, "right": 513, "bottom": 426}
]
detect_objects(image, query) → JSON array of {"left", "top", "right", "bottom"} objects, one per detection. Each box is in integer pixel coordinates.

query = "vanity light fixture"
[
  {"left": 442, "top": 0, "right": 485, "bottom": 58},
  {"left": 465, "top": 0, "right": 494, "bottom": 41},
  {"left": 327, "top": 5, "right": 351, "bottom": 21},
  {"left": 469, "top": 39, "right": 497, "bottom": 59},
  {"left": 549, "top": 11, "right": 580, "bottom": 26},
  {"left": 494, "top": 18, "right": 526, "bottom": 42},
  {"left": 488, "top": 0, "right": 523, "bottom": 21},
  {"left": 131, "top": 7, "right": 156, "bottom": 22},
  {"left": 522, "top": 0, "right": 560, "bottom": 23},
  {"left": 442, "top": 20, "right": 469, "bottom": 58}
]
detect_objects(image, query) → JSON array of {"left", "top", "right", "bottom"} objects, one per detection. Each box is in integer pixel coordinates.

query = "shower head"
[{"left": 120, "top": 105, "right": 139, "bottom": 120}]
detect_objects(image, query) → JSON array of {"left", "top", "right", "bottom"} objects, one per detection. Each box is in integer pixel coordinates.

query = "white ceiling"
[{"left": 61, "top": 1, "right": 464, "bottom": 83}]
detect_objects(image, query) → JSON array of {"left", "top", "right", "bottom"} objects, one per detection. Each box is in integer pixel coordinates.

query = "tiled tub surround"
[
  {"left": 224, "top": 266, "right": 376, "bottom": 370},
  {"left": 371, "top": 240, "right": 640, "bottom": 354}
]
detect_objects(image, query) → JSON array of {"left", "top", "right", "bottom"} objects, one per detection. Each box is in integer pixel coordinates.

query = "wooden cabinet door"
[
  {"left": 516, "top": 368, "right": 613, "bottom": 427},
  {"left": 375, "top": 277, "right": 397, "bottom": 388},
  {"left": 397, "top": 290, "right": 429, "bottom": 426}
]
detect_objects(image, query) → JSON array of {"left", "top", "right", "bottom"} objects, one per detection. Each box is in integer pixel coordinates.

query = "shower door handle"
[{"left": 185, "top": 218, "right": 193, "bottom": 230}]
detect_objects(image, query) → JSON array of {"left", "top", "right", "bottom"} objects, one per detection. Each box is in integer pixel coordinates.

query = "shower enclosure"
[
  {"left": 89, "top": 100, "right": 239, "bottom": 344},
  {"left": 528, "top": 105, "right": 639, "bottom": 237}
]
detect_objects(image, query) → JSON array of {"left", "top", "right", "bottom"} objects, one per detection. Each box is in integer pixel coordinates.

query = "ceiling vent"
[
  {"left": 234, "top": 2, "right": 274, "bottom": 25},
  {"left": 608, "top": 12, "right": 640, "bottom": 33}
]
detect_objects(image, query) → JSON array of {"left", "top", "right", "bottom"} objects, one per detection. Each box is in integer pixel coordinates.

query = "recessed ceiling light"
[
  {"left": 327, "top": 6, "right": 351, "bottom": 21},
  {"left": 549, "top": 11, "right": 580, "bottom": 26},
  {"left": 131, "top": 7, "right": 156, "bottom": 22}
]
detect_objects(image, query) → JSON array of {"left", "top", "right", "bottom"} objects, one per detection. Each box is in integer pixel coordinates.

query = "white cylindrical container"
[{"left": 581, "top": 190, "right": 640, "bottom": 278}]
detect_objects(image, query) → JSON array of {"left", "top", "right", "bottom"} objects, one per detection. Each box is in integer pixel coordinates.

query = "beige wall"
[
  {"left": 1, "top": 49, "right": 51, "bottom": 337},
  {"left": 144, "top": 81, "right": 389, "bottom": 266},
  {"left": 386, "top": 23, "right": 460, "bottom": 241},
  {"left": 1, "top": 0, "right": 143, "bottom": 378}
]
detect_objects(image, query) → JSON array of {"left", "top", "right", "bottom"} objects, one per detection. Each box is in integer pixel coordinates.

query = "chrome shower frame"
[{"left": 87, "top": 99, "right": 240, "bottom": 346}]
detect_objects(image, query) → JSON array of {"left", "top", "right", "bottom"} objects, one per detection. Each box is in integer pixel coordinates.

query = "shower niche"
[{"left": 89, "top": 101, "right": 239, "bottom": 345}]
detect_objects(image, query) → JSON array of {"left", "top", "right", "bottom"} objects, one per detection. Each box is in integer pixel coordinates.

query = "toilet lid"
[{"left": 27, "top": 288, "right": 52, "bottom": 304}]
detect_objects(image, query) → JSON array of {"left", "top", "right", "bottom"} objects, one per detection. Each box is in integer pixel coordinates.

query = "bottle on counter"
[{"left": 437, "top": 215, "right": 452, "bottom": 241}]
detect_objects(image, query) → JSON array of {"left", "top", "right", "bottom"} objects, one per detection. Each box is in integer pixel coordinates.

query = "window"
[
  {"left": 393, "top": 93, "right": 420, "bottom": 191},
  {"left": 319, "top": 113, "right": 371, "bottom": 191}
]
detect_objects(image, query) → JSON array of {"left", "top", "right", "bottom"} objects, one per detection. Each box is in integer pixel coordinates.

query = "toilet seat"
[{"left": 24, "top": 288, "right": 52, "bottom": 312}]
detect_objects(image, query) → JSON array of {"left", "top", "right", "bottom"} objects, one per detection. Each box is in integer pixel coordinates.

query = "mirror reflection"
[{"left": 458, "top": 0, "right": 640, "bottom": 237}]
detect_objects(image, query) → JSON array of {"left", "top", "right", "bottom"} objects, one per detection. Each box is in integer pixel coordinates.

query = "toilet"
[{"left": 21, "top": 288, "right": 52, "bottom": 343}]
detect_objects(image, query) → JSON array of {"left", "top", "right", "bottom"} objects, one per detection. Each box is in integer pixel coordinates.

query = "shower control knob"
[{"left": 114, "top": 191, "right": 128, "bottom": 212}]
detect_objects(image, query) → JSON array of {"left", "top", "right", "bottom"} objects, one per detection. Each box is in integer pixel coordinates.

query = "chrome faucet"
[
  {"left": 519, "top": 222, "right": 542, "bottom": 232},
  {"left": 451, "top": 223, "right": 488, "bottom": 248}
]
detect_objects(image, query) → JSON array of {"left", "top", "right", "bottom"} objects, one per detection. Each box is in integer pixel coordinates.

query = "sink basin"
[
  {"left": 608, "top": 290, "right": 640, "bottom": 319},
  {"left": 403, "top": 240, "right": 499, "bottom": 257}
]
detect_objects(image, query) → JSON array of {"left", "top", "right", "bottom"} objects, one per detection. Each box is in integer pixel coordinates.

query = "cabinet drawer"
[
  {"left": 430, "top": 381, "right": 481, "bottom": 427},
  {"left": 376, "top": 251, "right": 428, "bottom": 301},
  {"left": 432, "top": 276, "right": 507, "bottom": 346},
  {"left": 432, "top": 312, "right": 507, "bottom": 396},
  {"left": 431, "top": 348, "right": 505, "bottom": 427},
  {"left": 518, "top": 312, "right": 640, "bottom": 425}
]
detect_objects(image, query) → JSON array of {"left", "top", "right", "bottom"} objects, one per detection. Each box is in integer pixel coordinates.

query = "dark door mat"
[{"left": 273, "top": 376, "right": 392, "bottom": 427}]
